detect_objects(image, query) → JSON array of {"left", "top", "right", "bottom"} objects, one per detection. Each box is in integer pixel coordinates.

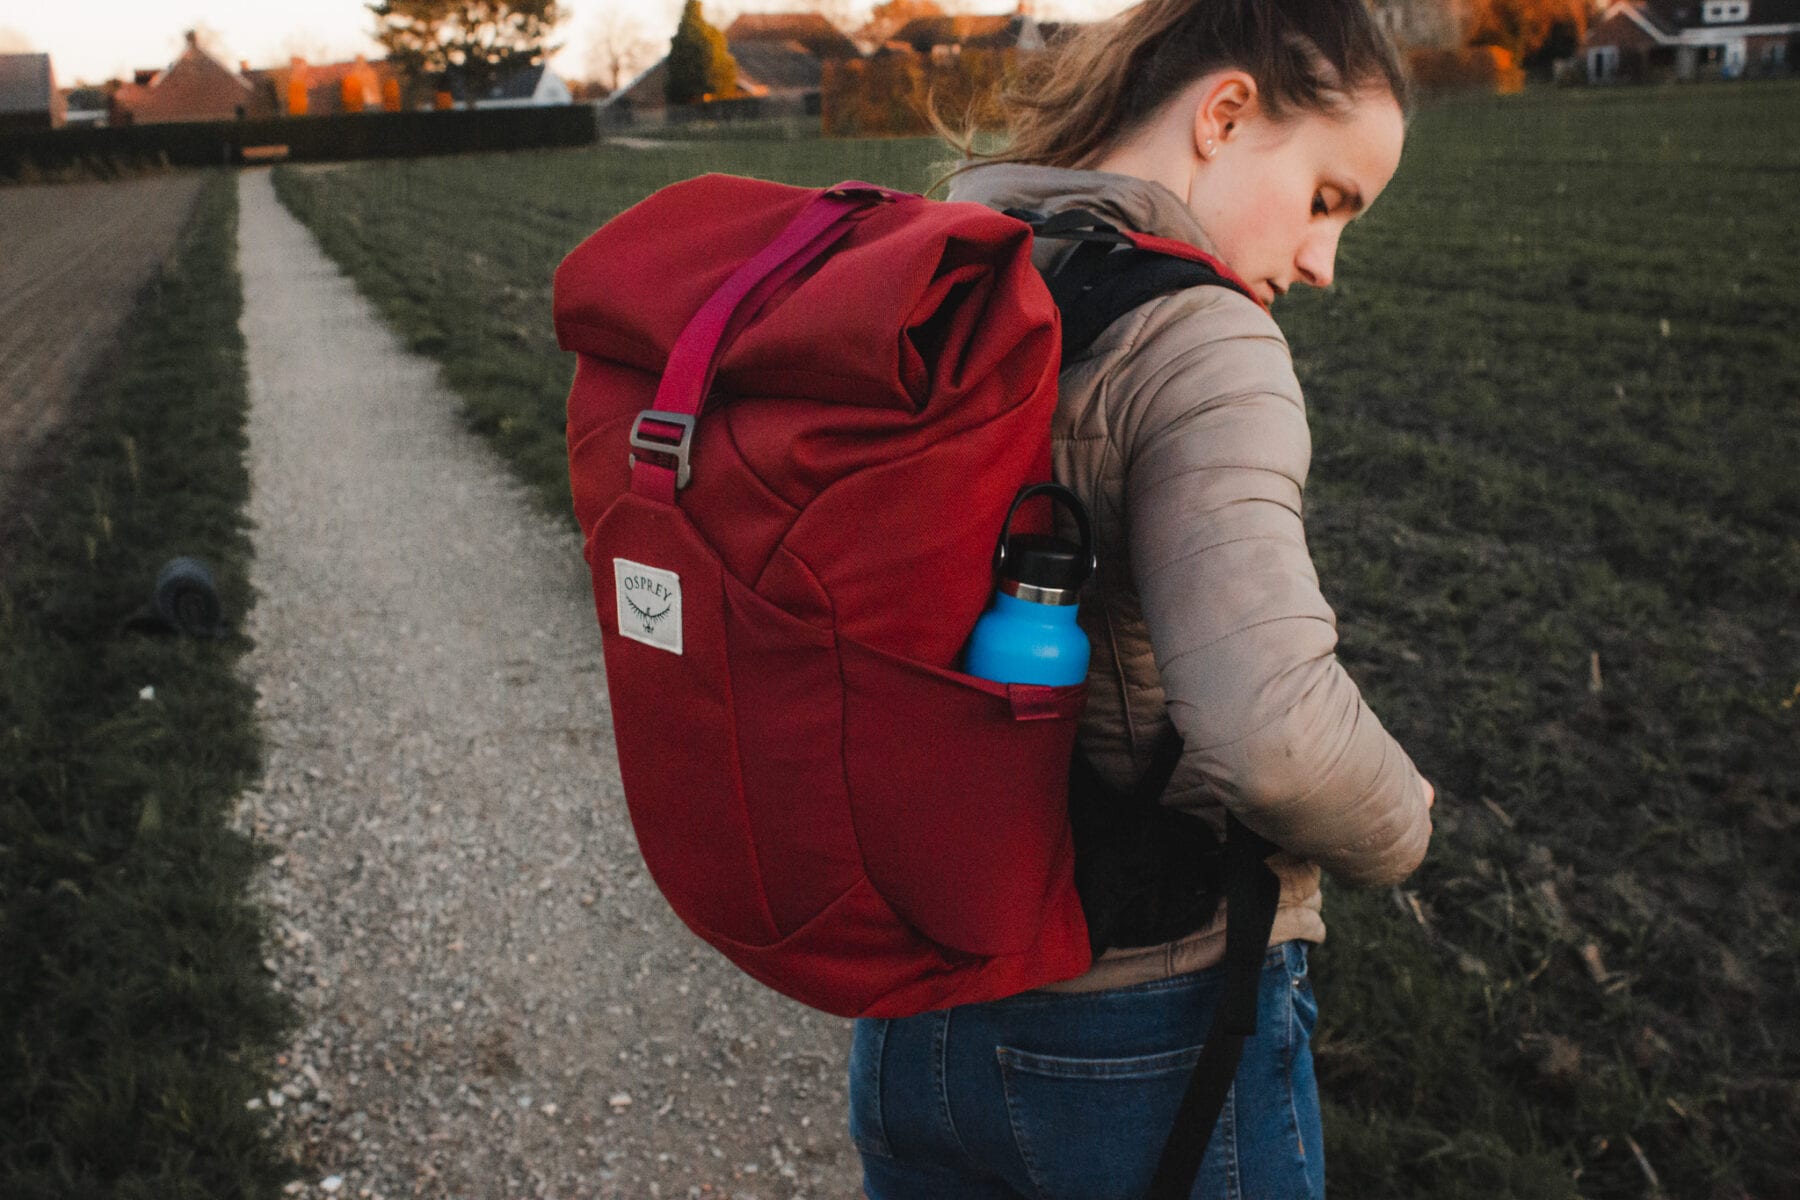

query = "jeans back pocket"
[{"left": 997, "top": 1043, "right": 1210, "bottom": 1200}]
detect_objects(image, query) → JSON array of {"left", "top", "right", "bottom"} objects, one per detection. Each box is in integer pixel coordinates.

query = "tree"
[
  {"left": 1467, "top": 0, "right": 1588, "bottom": 69},
  {"left": 590, "top": 8, "right": 658, "bottom": 93},
  {"left": 665, "top": 0, "right": 738, "bottom": 105},
  {"left": 368, "top": 0, "right": 565, "bottom": 109}
]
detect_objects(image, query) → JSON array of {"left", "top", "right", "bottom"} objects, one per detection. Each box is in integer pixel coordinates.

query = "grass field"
[
  {"left": 0, "top": 173, "right": 294, "bottom": 1197},
  {"left": 274, "top": 80, "right": 1800, "bottom": 1200}
]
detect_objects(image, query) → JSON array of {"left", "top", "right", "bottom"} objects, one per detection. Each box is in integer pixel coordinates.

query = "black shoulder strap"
[
  {"left": 1131, "top": 720, "right": 1187, "bottom": 807},
  {"left": 1069, "top": 727, "right": 1280, "bottom": 1192},
  {"left": 1006, "top": 207, "right": 1256, "bottom": 362},
  {"left": 1149, "top": 804, "right": 1281, "bottom": 1199},
  {"left": 1055, "top": 250, "right": 1235, "bottom": 362},
  {"left": 1129, "top": 728, "right": 1282, "bottom": 1199},
  {"left": 1020, "top": 205, "right": 1281, "bottom": 1196}
]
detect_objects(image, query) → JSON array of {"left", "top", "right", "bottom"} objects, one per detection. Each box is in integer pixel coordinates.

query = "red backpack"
[{"left": 553, "top": 174, "right": 1260, "bottom": 1020}]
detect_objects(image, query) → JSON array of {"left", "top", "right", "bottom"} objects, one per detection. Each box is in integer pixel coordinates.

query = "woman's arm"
[{"left": 1118, "top": 300, "right": 1431, "bottom": 888}]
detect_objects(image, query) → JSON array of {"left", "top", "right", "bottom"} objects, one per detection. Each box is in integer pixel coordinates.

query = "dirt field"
[{"left": 0, "top": 174, "right": 204, "bottom": 515}]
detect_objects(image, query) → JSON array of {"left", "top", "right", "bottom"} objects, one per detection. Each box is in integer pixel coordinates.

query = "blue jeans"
[{"left": 849, "top": 940, "right": 1324, "bottom": 1200}]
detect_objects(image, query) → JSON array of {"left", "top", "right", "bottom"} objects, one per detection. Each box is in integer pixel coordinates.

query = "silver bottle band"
[{"left": 1000, "top": 578, "right": 1079, "bottom": 606}]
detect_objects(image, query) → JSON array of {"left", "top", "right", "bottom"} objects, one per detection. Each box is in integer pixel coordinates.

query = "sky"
[{"left": 0, "top": 0, "right": 1129, "bottom": 89}]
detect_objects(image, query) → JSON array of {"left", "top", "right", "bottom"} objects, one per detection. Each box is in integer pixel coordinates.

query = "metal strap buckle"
[{"left": 628, "top": 411, "right": 696, "bottom": 490}]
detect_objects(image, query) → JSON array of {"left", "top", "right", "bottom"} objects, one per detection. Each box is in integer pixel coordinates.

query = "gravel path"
[{"left": 233, "top": 168, "right": 858, "bottom": 1200}]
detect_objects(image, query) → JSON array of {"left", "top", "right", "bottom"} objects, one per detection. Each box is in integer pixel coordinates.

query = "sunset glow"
[{"left": 2, "top": 0, "right": 1134, "bottom": 89}]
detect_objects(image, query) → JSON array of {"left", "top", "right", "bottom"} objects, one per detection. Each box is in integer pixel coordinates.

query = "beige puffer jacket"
[{"left": 946, "top": 163, "right": 1433, "bottom": 992}]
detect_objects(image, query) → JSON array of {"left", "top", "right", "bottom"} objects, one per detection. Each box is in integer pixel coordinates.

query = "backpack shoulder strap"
[
  {"left": 1036, "top": 204, "right": 1279, "bottom": 1188},
  {"left": 1007, "top": 207, "right": 1261, "bottom": 362},
  {"left": 1148, "top": 803, "right": 1281, "bottom": 1199},
  {"left": 1054, "top": 249, "right": 1243, "bottom": 361},
  {"left": 1011, "top": 220, "right": 1280, "bottom": 1199},
  {"left": 1070, "top": 722, "right": 1283, "bottom": 1198},
  {"left": 1127, "top": 728, "right": 1284, "bottom": 1200}
]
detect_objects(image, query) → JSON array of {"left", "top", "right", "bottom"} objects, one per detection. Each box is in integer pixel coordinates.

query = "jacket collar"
[{"left": 943, "top": 162, "right": 1221, "bottom": 263}]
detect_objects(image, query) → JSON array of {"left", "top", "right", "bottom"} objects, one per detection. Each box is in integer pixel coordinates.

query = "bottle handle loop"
[{"left": 993, "top": 482, "right": 1097, "bottom": 585}]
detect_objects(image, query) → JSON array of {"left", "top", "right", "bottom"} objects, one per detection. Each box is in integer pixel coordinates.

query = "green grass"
[
  {"left": 272, "top": 137, "right": 963, "bottom": 518},
  {"left": 272, "top": 80, "right": 1800, "bottom": 1199},
  {"left": 604, "top": 114, "right": 826, "bottom": 141},
  {"left": 0, "top": 172, "right": 295, "bottom": 1198},
  {"left": 1288, "top": 82, "right": 1800, "bottom": 1200}
]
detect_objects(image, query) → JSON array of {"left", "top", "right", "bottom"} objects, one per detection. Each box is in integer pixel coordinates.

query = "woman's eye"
[{"left": 1312, "top": 192, "right": 1330, "bottom": 216}]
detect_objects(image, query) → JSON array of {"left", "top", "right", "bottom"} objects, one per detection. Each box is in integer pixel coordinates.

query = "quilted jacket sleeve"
[{"left": 1115, "top": 294, "right": 1432, "bottom": 889}]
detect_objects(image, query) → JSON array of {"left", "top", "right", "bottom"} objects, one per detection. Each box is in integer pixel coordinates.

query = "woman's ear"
[{"left": 1191, "top": 70, "right": 1258, "bottom": 158}]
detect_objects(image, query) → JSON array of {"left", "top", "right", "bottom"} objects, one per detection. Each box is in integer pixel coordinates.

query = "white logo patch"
[{"left": 614, "top": 558, "right": 683, "bottom": 655}]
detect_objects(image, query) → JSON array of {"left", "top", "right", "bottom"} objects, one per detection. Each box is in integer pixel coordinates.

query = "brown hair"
[{"left": 937, "top": 0, "right": 1410, "bottom": 173}]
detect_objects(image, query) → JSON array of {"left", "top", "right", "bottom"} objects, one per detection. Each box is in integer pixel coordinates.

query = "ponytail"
[{"left": 937, "top": 0, "right": 1409, "bottom": 173}]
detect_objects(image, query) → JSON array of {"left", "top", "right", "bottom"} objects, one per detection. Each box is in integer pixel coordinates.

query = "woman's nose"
[{"left": 1296, "top": 230, "right": 1340, "bottom": 290}]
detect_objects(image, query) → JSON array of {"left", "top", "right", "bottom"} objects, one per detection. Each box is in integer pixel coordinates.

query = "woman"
[{"left": 848, "top": 1, "right": 1437, "bottom": 1196}]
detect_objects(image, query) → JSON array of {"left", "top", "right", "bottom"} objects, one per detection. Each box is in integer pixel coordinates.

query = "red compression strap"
[{"left": 631, "top": 181, "right": 915, "bottom": 502}]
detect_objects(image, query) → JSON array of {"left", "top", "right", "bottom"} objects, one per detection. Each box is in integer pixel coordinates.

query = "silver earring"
[{"left": 1204, "top": 138, "right": 1217, "bottom": 158}]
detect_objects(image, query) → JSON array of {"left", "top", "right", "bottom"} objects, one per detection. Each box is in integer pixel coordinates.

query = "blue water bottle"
[{"left": 964, "top": 483, "right": 1095, "bottom": 686}]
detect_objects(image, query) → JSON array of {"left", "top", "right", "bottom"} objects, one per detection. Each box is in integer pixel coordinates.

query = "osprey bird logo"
[
  {"left": 623, "top": 592, "right": 671, "bottom": 634},
  {"left": 614, "top": 559, "right": 683, "bottom": 655}
]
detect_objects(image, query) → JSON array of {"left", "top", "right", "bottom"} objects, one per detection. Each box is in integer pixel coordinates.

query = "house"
[
  {"left": 62, "top": 86, "right": 110, "bottom": 128},
  {"left": 602, "top": 59, "right": 669, "bottom": 116},
  {"left": 250, "top": 56, "right": 400, "bottom": 117},
  {"left": 887, "top": 12, "right": 1059, "bottom": 54},
  {"left": 725, "top": 13, "right": 860, "bottom": 59},
  {"left": 729, "top": 40, "right": 828, "bottom": 107},
  {"left": 604, "top": 45, "right": 812, "bottom": 118},
  {"left": 0, "top": 53, "right": 65, "bottom": 133},
  {"left": 442, "top": 61, "right": 572, "bottom": 108},
  {"left": 823, "top": 12, "right": 1057, "bottom": 136},
  {"left": 111, "top": 30, "right": 273, "bottom": 124},
  {"left": 1583, "top": 0, "right": 1800, "bottom": 80},
  {"left": 606, "top": 14, "right": 857, "bottom": 119}
]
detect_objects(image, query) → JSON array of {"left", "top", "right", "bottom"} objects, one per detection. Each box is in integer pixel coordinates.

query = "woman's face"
[{"left": 1183, "top": 88, "right": 1407, "bottom": 308}]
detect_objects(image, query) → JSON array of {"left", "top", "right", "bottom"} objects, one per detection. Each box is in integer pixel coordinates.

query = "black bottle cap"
[
  {"left": 999, "top": 532, "right": 1087, "bottom": 600},
  {"left": 992, "top": 482, "right": 1096, "bottom": 606}
]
